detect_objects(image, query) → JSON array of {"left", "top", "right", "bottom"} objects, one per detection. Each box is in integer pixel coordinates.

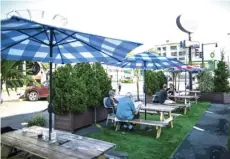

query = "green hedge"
[
  {"left": 53, "top": 63, "right": 112, "bottom": 115},
  {"left": 146, "top": 70, "right": 167, "bottom": 95}
]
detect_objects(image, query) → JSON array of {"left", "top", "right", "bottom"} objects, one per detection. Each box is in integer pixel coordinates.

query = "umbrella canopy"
[
  {"left": 1, "top": 16, "right": 142, "bottom": 63},
  {"left": 1, "top": 16, "right": 142, "bottom": 140},
  {"left": 107, "top": 52, "right": 186, "bottom": 69},
  {"left": 168, "top": 65, "right": 203, "bottom": 73}
]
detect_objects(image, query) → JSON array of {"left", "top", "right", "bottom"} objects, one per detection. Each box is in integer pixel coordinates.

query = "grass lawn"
[{"left": 89, "top": 102, "right": 210, "bottom": 159}]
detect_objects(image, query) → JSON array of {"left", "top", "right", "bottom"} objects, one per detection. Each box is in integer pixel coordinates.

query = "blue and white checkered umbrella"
[
  {"left": 106, "top": 52, "right": 186, "bottom": 69},
  {"left": 1, "top": 16, "right": 142, "bottom": 140},
  {"left": 1, "top": 16, "right": 142, "bottom": 63}
]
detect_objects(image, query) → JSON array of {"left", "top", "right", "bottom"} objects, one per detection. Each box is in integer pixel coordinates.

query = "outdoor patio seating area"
[{"left": 1, "top": 2, "right": 230, "bottom": 159}]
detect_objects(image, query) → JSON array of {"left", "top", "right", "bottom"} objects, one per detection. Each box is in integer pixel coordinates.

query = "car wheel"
[{"left": 28, "top": 91, "right": 39, "bottom": 101}]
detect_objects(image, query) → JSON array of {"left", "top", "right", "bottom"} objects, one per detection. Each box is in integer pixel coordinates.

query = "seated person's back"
[
  {"left": 116, "top": 96, "right": 136, "bottom": 120},
  {"left": 153, "top": 84, "right": 167, "bottom": 104},
  {"left": 105, "top": 90, "right": 118, "bottom": 113}
]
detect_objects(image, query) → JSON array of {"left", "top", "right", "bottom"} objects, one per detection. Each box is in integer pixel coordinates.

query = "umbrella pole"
[
  {"left": 144, "top": 62, "right": 147, "bottom": 120},
  {"left": 185, "top": 71, "right": 187, "bottom": 94},
  {"left": 48, "top": 28, "right": 54, "bottom": 141}
]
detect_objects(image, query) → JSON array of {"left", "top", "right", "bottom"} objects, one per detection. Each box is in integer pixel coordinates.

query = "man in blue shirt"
[{"left": 116, "top": 92, "right": 139, "bottom": 130}]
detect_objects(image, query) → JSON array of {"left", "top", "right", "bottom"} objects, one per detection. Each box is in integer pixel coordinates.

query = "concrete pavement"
[
  {"left": 1, "top": 87, "right": 25, "bottom": 102},
  {"left": 0, "top": 101, "right": 48, "bottom": 118}
]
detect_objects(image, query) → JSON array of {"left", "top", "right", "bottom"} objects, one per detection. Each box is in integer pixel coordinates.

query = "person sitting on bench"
[
  {"left": 116, "top": 92, "right": 139, "bottom": 131},
  {"left": 105, "top": 90, "right": 118, "bottom": 113},
  {"left": 153, "top": 84, "right": 168, "bottom": 104}
]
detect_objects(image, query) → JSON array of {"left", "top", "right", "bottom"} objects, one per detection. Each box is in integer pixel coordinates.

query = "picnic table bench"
[
  {"left": 114, "top": 118, "right": 172, "bottom": 139},
  {"left": 1, "top": 126, "right": 116, "bottom": 159}
]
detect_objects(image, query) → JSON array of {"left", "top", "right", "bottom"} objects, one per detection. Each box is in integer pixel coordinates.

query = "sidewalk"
[
  {"left": 1, "top": 87, "right": 25, "bottom": 102},
  {"left": 171, "top": 104, "right": 230, "bottom": 159}
]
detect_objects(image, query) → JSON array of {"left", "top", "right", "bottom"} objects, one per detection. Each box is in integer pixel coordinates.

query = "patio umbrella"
[
  {"left": 168, "top": 66, "right": 203, "bottom": 93},
  {"left": 105, "top": 52, "right": 186, "bottom": 119},
  {"left": 1, "top": 16, "right": 142, "bottom": 140}
]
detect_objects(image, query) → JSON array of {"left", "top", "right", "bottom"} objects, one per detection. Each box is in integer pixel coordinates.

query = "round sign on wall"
[{"left": 210, "top": 52, "right": 215, "bottom": 58}]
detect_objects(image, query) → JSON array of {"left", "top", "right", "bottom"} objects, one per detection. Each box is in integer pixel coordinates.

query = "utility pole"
[{"left": 188, "top": 33, "right": 193, "bottom": 90}]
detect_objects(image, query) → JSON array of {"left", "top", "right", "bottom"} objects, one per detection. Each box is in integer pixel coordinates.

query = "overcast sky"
[{"left": 1, "top": 0, "right": 230, "bottom": 60}]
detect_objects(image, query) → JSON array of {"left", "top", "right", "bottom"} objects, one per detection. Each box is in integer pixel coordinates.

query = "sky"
[{"left": 1, "top": 0, "right": 230, "bottom": 60}]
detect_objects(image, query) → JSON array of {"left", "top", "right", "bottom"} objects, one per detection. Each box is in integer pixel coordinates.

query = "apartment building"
[{"left": 152, "top": 41, "right": 201, "bottom": 64}]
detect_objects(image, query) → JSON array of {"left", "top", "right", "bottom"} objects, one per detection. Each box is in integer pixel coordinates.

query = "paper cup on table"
[{"left": 21, "top": 122, "right": 28, "bottom": 133}]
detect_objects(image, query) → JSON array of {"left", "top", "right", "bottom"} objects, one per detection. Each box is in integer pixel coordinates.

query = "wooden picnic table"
[
  {"left": 1, "top": 126, "right": 116, "bottom": 159},
  {"left": 140, "top": 104, "right": 178, "bottom": 128},
  {"left": 178, "top": 90, "right": 201, "bottom": 96},
  {"left": 168, "top": 95, "right": 198, "bottom": 105}
]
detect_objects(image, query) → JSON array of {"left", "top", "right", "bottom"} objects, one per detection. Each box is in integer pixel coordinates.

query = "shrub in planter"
[
  {"left": 53, "top": 64, "right": 88, "bottom": 115},
  {"left": 27, "top": 116, "right": 46, "bottom": 127},
  {"left": 197, "top": 69, "right": 214, "bottom": 92},
  {"left": 214, "top": 51, "right": 230, "bottom": 92},
  {"left": 92, "top": 63, "right": 112, "bottom": 101},
  {"left": 156, "top": 71, "right": 167, "bottom": 88},
  {"left": 146, "top": 71, "right": 159, "bottom": 95},
  {"left": 74, "top": 63, "right": 101, "bottom": 108}
]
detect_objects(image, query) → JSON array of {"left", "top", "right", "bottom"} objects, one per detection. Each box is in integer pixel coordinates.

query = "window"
[
  {"left": 179, "top": 57, "right": 185, "bottom": 61},
  {"left": 179, "top": 51, "right": 186, "bottom": 56},
  {"left": 163, "top": 53, "right": 166, "bottom": 57},
  {"left": 171, "top": 52, "right": 177, "bottom": 56},
  {"left": 170, "top": 46, "right": 177, "bottom": 50},
  {"left": 157, "top": 47, "right": 161, "bottom": 51},
  {"left": 158, "top": 53, "right": 161, "bottom": 56},
  {"left": 163, "top": 47, "right": 166, "bottom": 51}
]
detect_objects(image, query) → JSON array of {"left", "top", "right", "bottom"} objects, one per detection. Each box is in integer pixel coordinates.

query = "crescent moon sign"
[{"left": 176, "top": 14, "right": 193, "bottom": 34}]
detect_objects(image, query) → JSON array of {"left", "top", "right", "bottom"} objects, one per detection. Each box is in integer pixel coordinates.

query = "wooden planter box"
[
  {"left": 55, "top": 109, "right": 94, "bottom": 132},
  {"left": 95, "top": 107, "right": 108, "bottom": 122},
  {"left": 55, "top": 107, "right": 108, "bottom": 132},
  {"left": 199, "top": 92, "right": 224, "bottom": 103},
  {"left": 224, "top": 93, "right": 230, "bottom": 104}
]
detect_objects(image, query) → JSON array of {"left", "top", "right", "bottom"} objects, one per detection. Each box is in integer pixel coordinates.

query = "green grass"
[{"left": 89, "top": 102, "right": 210, "bottom": 159}]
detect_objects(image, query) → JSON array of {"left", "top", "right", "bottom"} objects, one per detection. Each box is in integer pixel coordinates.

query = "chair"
[{"left": 103, "top": 97, "right": 116, "bottom": 126}]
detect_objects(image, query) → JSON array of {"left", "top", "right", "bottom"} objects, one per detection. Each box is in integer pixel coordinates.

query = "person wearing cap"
[{"left": 105, "top": 90, "right": 118, "bottom": 113}]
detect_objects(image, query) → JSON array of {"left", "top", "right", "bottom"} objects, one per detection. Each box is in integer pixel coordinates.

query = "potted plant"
[
  {"left": 53, "top": 64, "right": 89, "bottom": 132},
  {"left": 199, "top": 50, "right": 230, "bottom": 103},
  {"left": 93, "top": 63, "right": 112, "bottom": 122}
]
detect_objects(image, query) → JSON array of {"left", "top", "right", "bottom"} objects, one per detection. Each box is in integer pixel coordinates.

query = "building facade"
[{"left": 151, "top": 41, "right": 202, "bottom": 66}]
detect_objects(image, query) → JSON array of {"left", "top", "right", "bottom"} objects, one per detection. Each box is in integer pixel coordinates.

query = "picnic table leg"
[
  {"left": 155, "top": 126, "right": 162, "bottom": 139},
  {"left": 115, "top": 122, "right": 121, "bottom": 131},
  {"left": 160, "top": 112, "right": 164, "bottom": 121},
  {"left": 184, "top": 107, "right": 187, "bottom": 114},
  {"left": 169, "top": 112, "right": 173, "bottom": 128}
]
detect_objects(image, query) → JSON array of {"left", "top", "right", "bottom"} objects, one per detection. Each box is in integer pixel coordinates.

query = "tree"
[
  {"left": 156, "top": 71, "right": 167, "bottom": 89},
  {"left": 1, "top": 60, "right": 34, "bottom": 95},
  {"left": 146, "top": 71, "right": 159, "bottom": 95},
  {"left": 134, "top": 69, "right": 140, "bottom": 100},
  {"left": 74, "top": 63, "right": 101, "bottom": 108},
  {"left": 197, "top": 69, "right": 214, "bottom": 92},
  {"left": 92, "top": 63, "right": 112, "bottom": 102},
  {"left": 53, "top": 64, "right": 88, "bottom": 115},
  {"left": 213, "top": 50, "right": 230, "bottom": 92}
]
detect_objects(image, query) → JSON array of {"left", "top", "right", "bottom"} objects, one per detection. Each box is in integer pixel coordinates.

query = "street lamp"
[{"left": 201, "top": 42, "right": 218, "bottom": 68}]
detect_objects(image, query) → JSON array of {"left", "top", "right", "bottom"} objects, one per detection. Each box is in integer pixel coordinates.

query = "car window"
[{"left": 42, "top": 81, "right": 49, "bottom": 87}]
